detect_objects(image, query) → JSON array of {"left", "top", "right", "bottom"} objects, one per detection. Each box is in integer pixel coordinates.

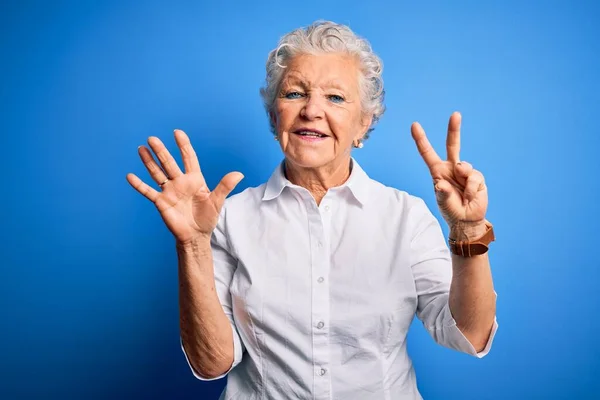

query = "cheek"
[
  {"left": 331, "top": 109, "right": 359, "bottom": 141},
  {"left": 274, "top": 105, "right": 294, "bottom": 128}
]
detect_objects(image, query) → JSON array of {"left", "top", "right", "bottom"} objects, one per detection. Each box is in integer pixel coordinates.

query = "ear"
[
  {"left": 357, "top": 113, "right": 373, "bottom": 139},
  {"left": 269, "top": 111, "right": 277, "bottom": 127}
]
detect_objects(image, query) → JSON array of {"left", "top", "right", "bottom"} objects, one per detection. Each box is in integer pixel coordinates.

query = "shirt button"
[
  {"left": 318, "top": 241, "right": 323, "bottom": 247},
  {"left": 324, "top": 205, "right": 330, "bottom": 211},
  {"left": 317, "top": 277, "right": 324, "bottom": 283},
  {"left": 319, "top": 368, "right": 327, "bottom": 376},
  {"left": 317, "top": 321, "right": 325, "bottom": 329}
]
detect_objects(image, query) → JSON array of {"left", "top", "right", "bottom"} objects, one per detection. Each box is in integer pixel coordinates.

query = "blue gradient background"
[{"left": 1, "top": 0, "right": 598, "bottom": 399}]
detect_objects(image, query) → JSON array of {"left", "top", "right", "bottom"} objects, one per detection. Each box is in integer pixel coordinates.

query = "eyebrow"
[
  {"left": 280, "top": 74, "right": 308, "bottom": 88},
  {"left": 323, "top": 80, "right": 348, "bottom": 92},
  {"left": 281, "top": 75, "right": 349, "bottom": 92}
]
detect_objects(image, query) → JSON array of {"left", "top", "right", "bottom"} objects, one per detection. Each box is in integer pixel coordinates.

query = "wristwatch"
[{"left": 448, "top": 222, "right": 495, "bottom": 257}]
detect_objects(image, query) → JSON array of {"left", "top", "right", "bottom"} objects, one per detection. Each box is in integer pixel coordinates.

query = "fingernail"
[{"left": 456, "top": 162, "right": 462, "bottom": 166}]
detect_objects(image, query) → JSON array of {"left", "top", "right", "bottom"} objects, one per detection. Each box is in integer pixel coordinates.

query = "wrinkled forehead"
[{"left": 280, "top": 53, "right": 361, "bottom": 92}]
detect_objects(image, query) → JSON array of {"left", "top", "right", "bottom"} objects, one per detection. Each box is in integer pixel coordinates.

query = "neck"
[{"left": 284, "top": 157, "right": 353, "bottom": 205}]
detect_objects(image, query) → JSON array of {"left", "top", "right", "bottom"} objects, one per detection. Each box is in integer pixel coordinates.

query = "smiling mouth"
[{"left": 294, "top": 130, "right": 328, "bottom": 138}]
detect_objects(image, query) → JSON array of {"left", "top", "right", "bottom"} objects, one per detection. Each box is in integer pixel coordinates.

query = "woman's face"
[{"left": 272, "top": 53, "right": 371, "bottom": 171}]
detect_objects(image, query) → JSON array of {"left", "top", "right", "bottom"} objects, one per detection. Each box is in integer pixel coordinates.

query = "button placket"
[{"left": 306, "top": 197, "right": 331, "bottom": 397}]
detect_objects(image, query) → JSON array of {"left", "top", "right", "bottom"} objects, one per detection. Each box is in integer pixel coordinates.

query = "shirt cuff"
[
  {"left": 446, "top": 316, "right": 499, "bottom": 358},
  {"left": 180, "top": 329, "right": 244, "bottom": 381}
]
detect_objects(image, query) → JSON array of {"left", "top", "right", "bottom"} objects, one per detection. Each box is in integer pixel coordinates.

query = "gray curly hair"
[{"left": 259, "top": 20, "right": 386, "bottom": 140}]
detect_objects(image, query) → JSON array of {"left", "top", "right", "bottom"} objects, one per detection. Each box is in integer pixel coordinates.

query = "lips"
[{"left": 293, "top": 128, "right": 328, "bottom": 138}]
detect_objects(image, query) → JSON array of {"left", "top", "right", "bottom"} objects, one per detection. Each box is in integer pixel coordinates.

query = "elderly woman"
[{"left": 127, "top": 21, "right": 498, "bottom": 400}]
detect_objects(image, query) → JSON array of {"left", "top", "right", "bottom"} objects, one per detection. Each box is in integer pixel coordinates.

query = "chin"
[{"left": 285, "top": 151, "right": 337, "bottom": 170}]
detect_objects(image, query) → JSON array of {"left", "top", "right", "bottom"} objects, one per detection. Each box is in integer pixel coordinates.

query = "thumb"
[
  {"left": 433, "top": 179, "right": 462, "bottom": 215},
  {"left": 212, "top": 172, "right": 244, "bottom": 206},
  {"left": 433, "top": 179, "right": 454, "bottom": 202}
]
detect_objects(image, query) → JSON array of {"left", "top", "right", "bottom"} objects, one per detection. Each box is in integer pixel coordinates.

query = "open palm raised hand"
[
  {"left": 411, "top": 112, "right": 488, "bottom": 228},
  {"left": 126, "top": 129, "right": 244, "bottom": 244}
]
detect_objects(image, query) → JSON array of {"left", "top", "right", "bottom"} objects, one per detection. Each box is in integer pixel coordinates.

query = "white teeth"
[{"left": 297, "top": 131, "right": 324, "bottom": 137}]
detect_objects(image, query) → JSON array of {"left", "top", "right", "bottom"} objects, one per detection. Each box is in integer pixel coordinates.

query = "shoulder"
[
  {"left": 365, "top": 177, "right": 430, "bottom": 216},
  {"left": 213, "top": 183, "right": 267, "bottom": 239},
  {"left": 219, "top": 182, "right": 269, "bottom": 226},
  {"left": 223, "top": 183, "right": 267, "bottom": 209},
  {"left": 367, "top": 179, "right": 444, "bottom": 246}
]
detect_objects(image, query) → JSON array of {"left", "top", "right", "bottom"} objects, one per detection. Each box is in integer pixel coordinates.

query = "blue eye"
[
  {"left": 328, "top": 94, "right": 345, "bottom": 103},
  {"left": 285, "top": 91, "right": 303, "bottom": 99}
]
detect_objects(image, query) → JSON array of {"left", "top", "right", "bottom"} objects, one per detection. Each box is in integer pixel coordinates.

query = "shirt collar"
[{"left": 262, "top": 158, "right": 370, "bottom": 205}]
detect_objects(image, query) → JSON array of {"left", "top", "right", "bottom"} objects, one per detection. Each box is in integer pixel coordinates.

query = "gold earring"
[{"left": 354, "top": 140, "right": 363, "bottom": 148}]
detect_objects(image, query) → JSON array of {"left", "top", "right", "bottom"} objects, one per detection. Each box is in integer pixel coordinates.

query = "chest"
[{"left": 229, "top": 200, "right": 418, "bottom": 343}]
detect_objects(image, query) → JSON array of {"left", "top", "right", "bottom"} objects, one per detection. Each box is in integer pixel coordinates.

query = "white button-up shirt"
[{"left": 182, "top": 159, "right": 498, "bottom": 399}]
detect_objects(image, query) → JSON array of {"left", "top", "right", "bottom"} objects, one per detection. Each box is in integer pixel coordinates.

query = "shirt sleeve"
[
  {"left": 409, "top": 197, "right": 498, "bottom": 358},
  {"left": 181, "top": 207, "right": 245, "bottom": 380}
]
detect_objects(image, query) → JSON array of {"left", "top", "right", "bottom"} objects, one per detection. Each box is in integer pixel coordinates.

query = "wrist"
[
  {"left": 176, "top": 235, "right": 212, "bottom": 252},
  {"left": 449, "top": 220, "right": 489, "bottom": 242}
]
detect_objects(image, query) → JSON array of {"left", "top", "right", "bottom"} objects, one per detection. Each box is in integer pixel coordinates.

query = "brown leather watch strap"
[{"left": 448, "top": 222, "right": 495, "bottom": 257}]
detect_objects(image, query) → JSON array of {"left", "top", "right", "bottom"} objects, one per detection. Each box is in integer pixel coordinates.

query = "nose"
[{"left": 300, "top": 95, "right": 324, "bottom": 120}]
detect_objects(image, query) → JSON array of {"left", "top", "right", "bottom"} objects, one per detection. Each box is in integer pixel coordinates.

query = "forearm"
[
  {"left": 448, "top": 222, "right": 496, "bottom": 352},
  {"left": 177, "top": 238, "right": 235, "bottom": 378}
]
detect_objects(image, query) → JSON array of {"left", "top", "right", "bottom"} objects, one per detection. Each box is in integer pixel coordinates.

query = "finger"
[
  {"left": 453, "top": 161, "right": 473, "bottom": 186},
  {"left": 138, "top": 145, "right": 170, "bottom": 186},
  {"left": 454, "top": 161, "right": 473, "bottom": 178},
  {"left": 446, "top": 111, "right": 461, "bottom": 164},
  {"left": 211, "top": 172, "right": 245, "bottom": 207},
  {"left": 434, "top": 179, "right": 462, "bottom": 209},
  {"left": 147, "top": 136, "right": 183, "bottom": 179},
  {"left": 174, "top": 129, "right": 201, "bottom": 174},
  {"left": 126, "top": 173, "right": 160, "bottom": 203},
  {"left": 411, "top": 122, "right": 442, "bottom": 171},
  {"left": 463, "top": 170, "right": 486, "bottom": 204}
]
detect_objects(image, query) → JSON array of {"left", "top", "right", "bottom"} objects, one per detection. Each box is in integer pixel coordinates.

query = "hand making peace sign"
[{"left": 411, "top": 112, "right": 488, "bottom": 229}]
